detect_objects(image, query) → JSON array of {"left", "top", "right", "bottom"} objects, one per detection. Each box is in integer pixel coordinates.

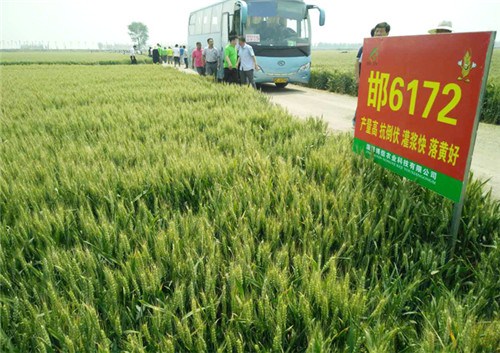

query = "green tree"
[{"left": 128, "top": 22, "right": 149, "bottom": 49}]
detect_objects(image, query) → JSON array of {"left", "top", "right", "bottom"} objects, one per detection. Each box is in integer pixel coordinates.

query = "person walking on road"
[
  {"left": 237, "top": 36, "right": 259, "bottom": 88},
  {"left": 192, "top": 42, "right": 205, "bottom": 75},
  {"left": 174, "top": 44, "right": 184, "bottom": 68},
  {"left": 167, "top": 46, "right": 174, "bottom": 65},
  {"left": 182, "top": 45, "right": 189, "bottom": 68},
  {"left": 152, "top": 44, "right": 160, "bottom": 64},
  {"left": 130, "top": 45, "right": 138, "bottom": 64},
  {"left": 161, "top": 46, "right": 168, "bottom": 64},
  {"left": 223, "top": 35, "right": 238, "bottom": 83},
  {"left": 203, "top": 38, "right": 220, "bottom": 80},
  {"left": 173, "top": 44, "right": 181, "bottom": 67}
]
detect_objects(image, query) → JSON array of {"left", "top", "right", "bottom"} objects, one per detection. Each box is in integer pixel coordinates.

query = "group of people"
[
  {"left": 130, "top": 36, "right": 259, "bottom": 88},
  {"left": 191, "top": 35, "right": 259, "bottom": 88},
  {"left": 149, "top": 44, "right": 189, "bottom": 68}
]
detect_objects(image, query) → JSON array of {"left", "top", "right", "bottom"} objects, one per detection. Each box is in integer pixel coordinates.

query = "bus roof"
[{"left": 189, "top": 0, "right": 306, "bottom": 15}]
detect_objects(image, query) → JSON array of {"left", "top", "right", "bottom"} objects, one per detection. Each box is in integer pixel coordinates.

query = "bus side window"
[
  {"left": 189, "top": 14, "right": 196, "bottom": 35},
  {"left": 203, "top": 8, "right": 212, "bottom": 34},
  {"left": 211, "top": 4, "right": 222, "bottom": 33},
  {"left": 195, "top": 12, "right": 202, "bottom": 35}
]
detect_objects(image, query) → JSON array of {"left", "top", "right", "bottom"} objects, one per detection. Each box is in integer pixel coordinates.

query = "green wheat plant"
[{"left": 1, "top": 65, "right": 499, "bottom": 352}]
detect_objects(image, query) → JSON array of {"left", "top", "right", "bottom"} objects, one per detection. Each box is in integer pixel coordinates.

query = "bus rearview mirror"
[{"left": 307, "top": 5, "right": 325, "bottom": 26}]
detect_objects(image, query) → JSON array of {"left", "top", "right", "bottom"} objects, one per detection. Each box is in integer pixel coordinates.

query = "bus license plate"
[{"left": 274, "top": 78, "right": 288, "bottom": 84}]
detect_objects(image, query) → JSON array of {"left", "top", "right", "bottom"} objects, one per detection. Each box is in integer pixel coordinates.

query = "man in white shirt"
[
  {"left": 173, "top": 44, "right": 181, "bottom": 67},
  {"left": 203, "top": 38, "right": 220, "bottom": 80},
  {"left": 130, "top": 45, "right": 137, "bottom": 64},
  {"left": 237, "top": 37, "right": 259, "bottom": 88},
  {"left": 182, "top": 45, "right": 189, "bottom": 69}
]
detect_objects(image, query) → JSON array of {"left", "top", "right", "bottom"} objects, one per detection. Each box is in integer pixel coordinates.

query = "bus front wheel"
[{"left": 275, "top": 82, "right": 288, "bottom": 89}]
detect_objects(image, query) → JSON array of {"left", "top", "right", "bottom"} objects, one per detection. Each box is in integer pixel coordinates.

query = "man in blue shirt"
[{"left": 237, "top": 37, "right": 259, "bottom": 88}]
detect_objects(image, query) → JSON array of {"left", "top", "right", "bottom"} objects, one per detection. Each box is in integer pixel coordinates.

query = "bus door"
[
  {"left": 233, "top": 1, "right": 247, "bottom": 36},
  {"left": 222, "top": 1, "right": 246, "bottom": 40}
]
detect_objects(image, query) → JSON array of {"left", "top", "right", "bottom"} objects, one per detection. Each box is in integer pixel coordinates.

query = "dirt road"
[{"left": 263, "top": 84, "right": 500, "bottom": 200}]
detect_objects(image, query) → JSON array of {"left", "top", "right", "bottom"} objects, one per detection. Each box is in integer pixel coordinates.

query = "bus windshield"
[{"left": 245, "top": 1, "right": 309, "bottom": 48}]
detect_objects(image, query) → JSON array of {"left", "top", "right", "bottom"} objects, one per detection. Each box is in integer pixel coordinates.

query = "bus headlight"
[{"left": 298, "top": 63, "right": 311, "bottom": 72}]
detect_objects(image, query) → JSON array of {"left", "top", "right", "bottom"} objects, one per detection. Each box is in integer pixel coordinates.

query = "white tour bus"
[{"left": 188, "top": 0, "right": 325, "bottom": 87}]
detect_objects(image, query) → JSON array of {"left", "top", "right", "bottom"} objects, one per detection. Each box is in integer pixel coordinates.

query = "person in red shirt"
[{"left": 191, "top": 42, "right": 205, "bottom": 76}]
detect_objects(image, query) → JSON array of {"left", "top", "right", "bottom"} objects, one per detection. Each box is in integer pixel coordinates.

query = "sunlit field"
[
  {"left": 311, "top": 49, "right": 500, "bottom": 83},
  {"left": 2, "top": 49, "right": 498, "bottom": 82},
  {"left": 0, "top": 51, "right": 152, "bottom": 65},
  {"left": 311, "top": 50, "right": 357, "bottom": 73},
  {"left": 1, "top": 64, "right": 499, "bottom": 352}
]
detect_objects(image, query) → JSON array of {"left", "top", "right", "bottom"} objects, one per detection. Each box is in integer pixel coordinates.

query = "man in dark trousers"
[
  {"left": 130, "top": 45, "right": 138, "bottom": 64},
  {"left": 152, "top": 43, "right": 161, "bottom": 64},
  {"left": 237, "top": 36, "right": 259, "bottom": 88},
  {"left": 223, "top": 36, "right": 238, "bottom": 83}
]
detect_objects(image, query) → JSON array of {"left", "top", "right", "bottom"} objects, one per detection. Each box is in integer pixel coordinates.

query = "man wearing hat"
[{"left": 429, "top": 21, "right": 453, "bottom": 34}]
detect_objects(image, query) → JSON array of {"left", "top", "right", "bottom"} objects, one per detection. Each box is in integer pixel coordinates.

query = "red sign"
[{"left": 354, "top": 32, "right": 495, "bottom": 201}]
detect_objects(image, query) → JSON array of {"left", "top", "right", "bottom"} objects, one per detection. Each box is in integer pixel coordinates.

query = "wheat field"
[{"left": 1, "top": 65, "right": 499, "bottom": 352}]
